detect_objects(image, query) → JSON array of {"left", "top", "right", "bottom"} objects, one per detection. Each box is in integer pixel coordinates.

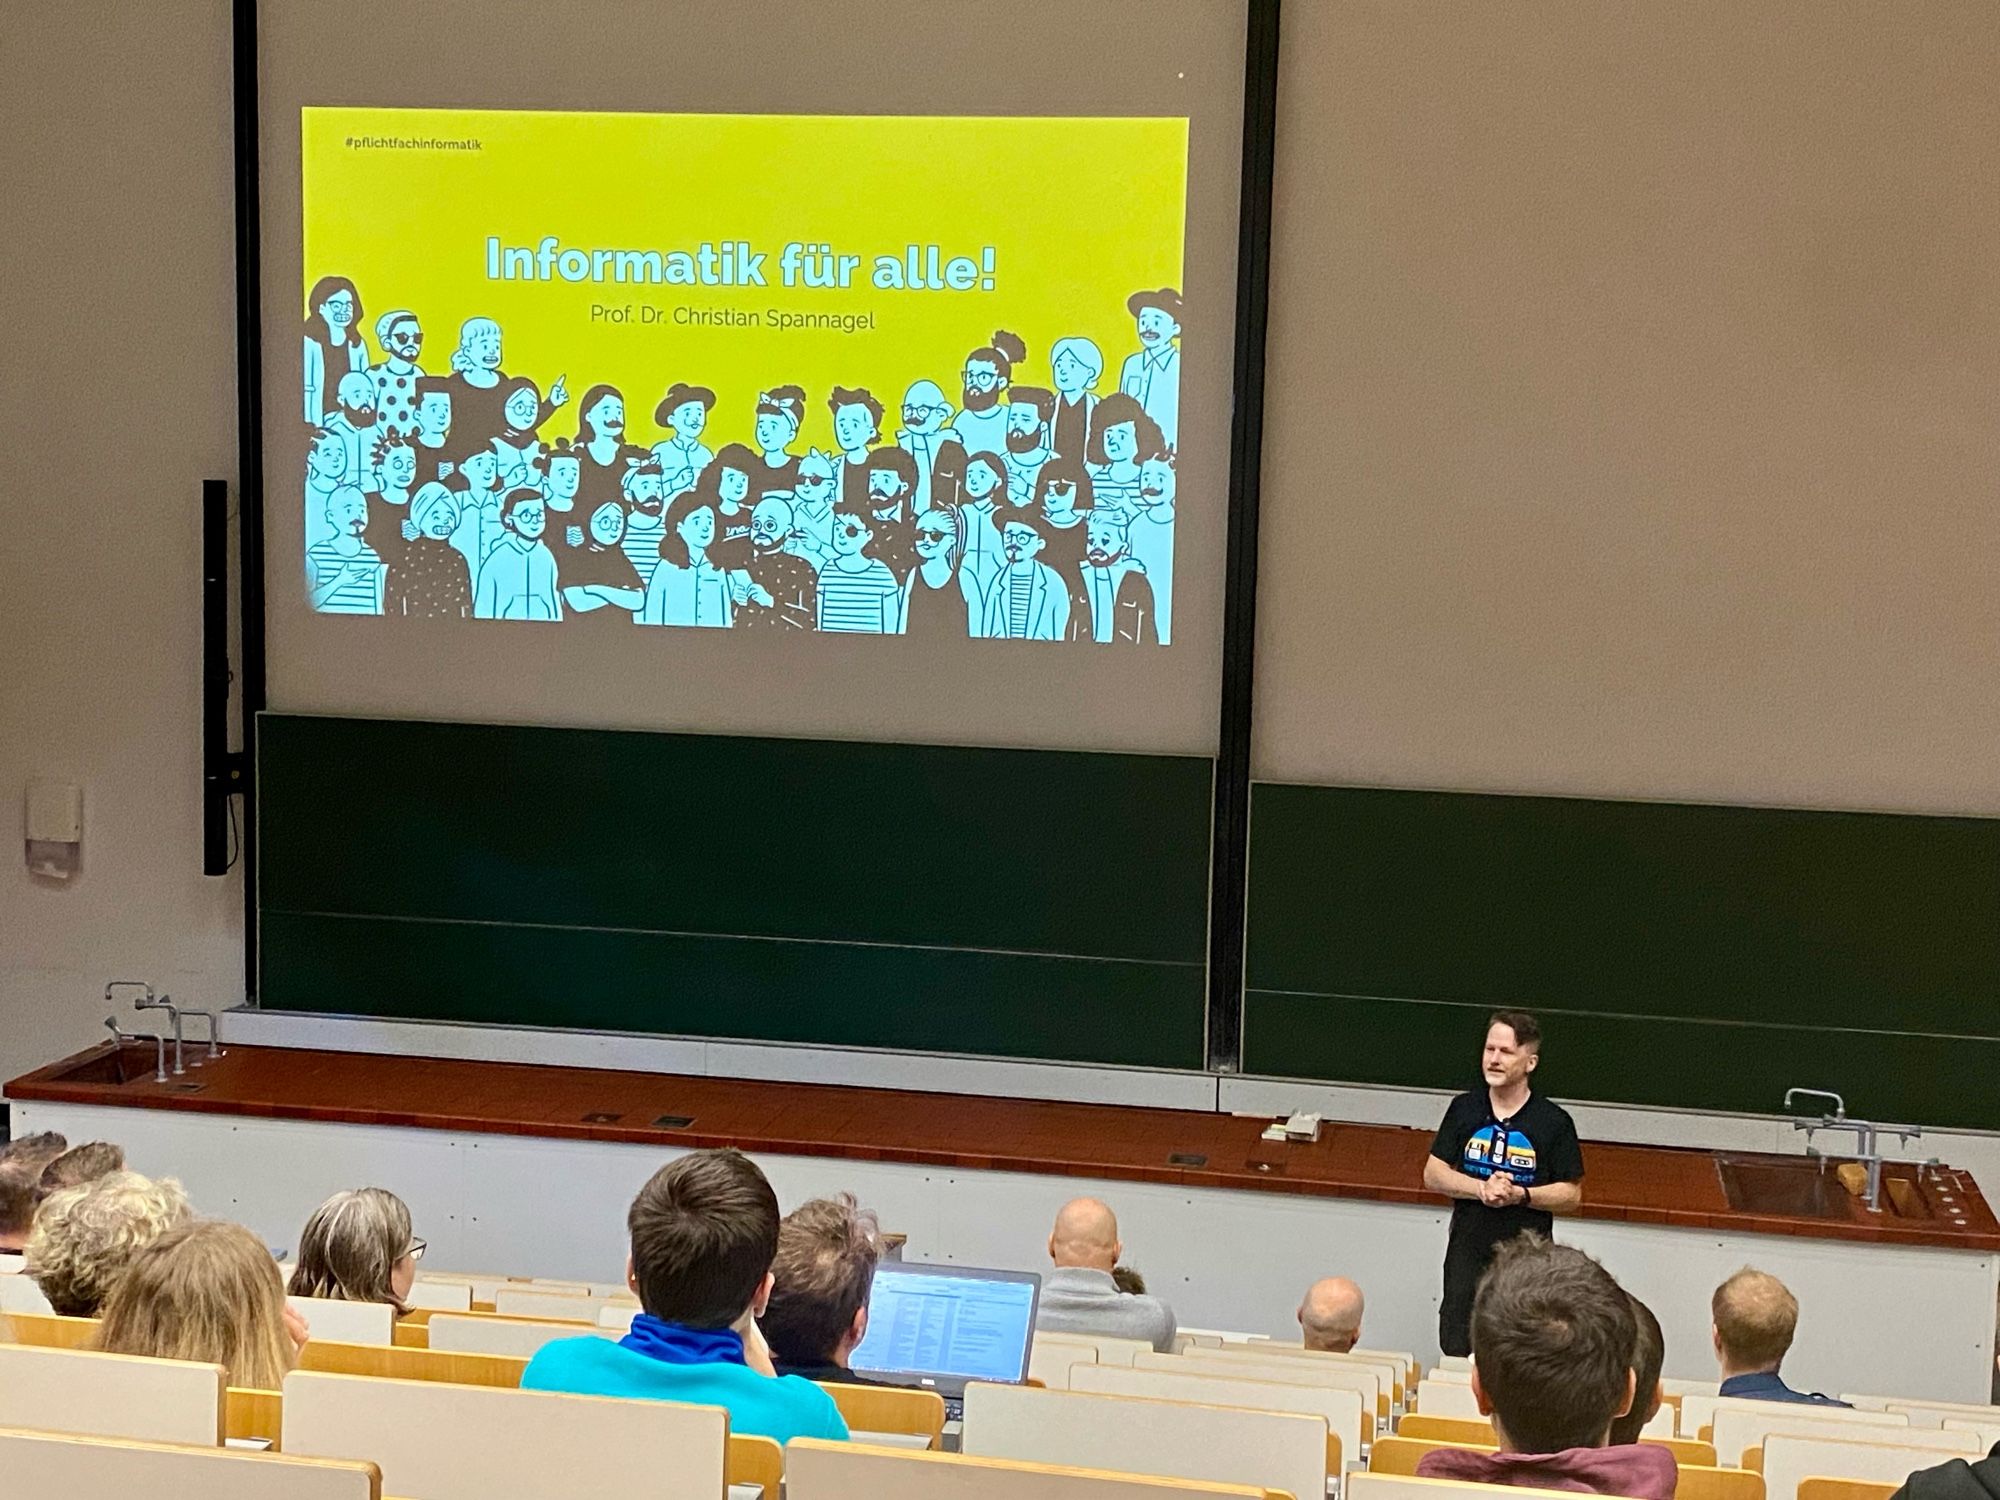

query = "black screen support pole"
[
  {"left": 200, "top": 478, "right": 241, "bottom": 876},
  {"left": 1205, "top": 0, "right": 1281, "bottom": 1074},
  {"left": 232, "top": 0, "right": 267, "bottom": 997}
]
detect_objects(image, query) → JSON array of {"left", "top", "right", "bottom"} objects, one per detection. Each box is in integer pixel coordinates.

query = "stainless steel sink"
[{"left": 1716, "top": 1155, "right": 1857, "bottom": 1220}]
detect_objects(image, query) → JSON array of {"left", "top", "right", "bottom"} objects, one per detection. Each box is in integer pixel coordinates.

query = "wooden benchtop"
[{"left": 10, "top": 1042, "right": 1996, "bottom": 1251}]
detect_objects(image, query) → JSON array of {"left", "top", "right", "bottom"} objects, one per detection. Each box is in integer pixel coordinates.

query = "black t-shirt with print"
[{"left": 1431, "top": 1088, "right": 1584, "bottom": 1281}]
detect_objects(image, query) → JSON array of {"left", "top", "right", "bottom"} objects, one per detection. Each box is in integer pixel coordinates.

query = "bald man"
[
  {"left": 1035, "top": 1197, "right": 1177, "bottom": 1352},
  {"left": 1297, "top": 1277, "right": 1365, "bottom": 1353}
]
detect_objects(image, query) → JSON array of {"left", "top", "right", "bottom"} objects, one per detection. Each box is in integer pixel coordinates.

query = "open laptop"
[{"left": 849, "top": 1261, "right": 1041, "bottom": 1420}]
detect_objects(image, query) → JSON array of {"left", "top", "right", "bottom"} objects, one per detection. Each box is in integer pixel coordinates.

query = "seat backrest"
[
  {"left": 1174, "top": 1333, "right": 1226, "bottom": 1351},
  {"left": 1191, "top": 1343, "right": 1406, "bottom": 1405},
  {"left": 405, "top": 1280, "right": 474, "bottom": 1312},
  {"left": 1348, "top": 1471, "right": 1599, "bottom": 1500},
  {"left": 0, "top": 1342, "right": 225, "bottom": 1445},
  {"left": 1072, "top": 1360, "right": 1362, "bottom": 1461},
  {"left": 1795, "top": 1481, "right": 1899, "bottom": 1500},
  {"left": 0, "top": 1271, "right": 55, "bottom": 1314},
  {"left": 1760, "top": 1432, "right": 1982, "bottom": 1500},
  {"left": 1370, "top": 1435, "right": 1489, "bottom": 1475},
  {"left": 1665, "top": 1377, "right": 1725, "bottom": 1397},
  {"left": 0, "top": 1426, "right": 380, "bottom": 1500},
  {"left": 492, "top": 1286, "right": 599, "bottom": 1321},
  {"left": 1425, "top": 1367, "right": 1471, "bottom": 1385},
  {"left": 282, "top": 1368, "right": 729, "bottom": 1500},
  {"left": 1677, "top": 1464, "right": 1769, "bottom": 1500},
  {"left": 1163, "top": 1347, "right": 1387, "bottom": 1419},
  {"left": 1711, "top": 1402, "right": 1911, "bottom": 1467},
  {"left": 1176, "top": 1328, "right": 1270, "bottom": 1346},
  {"left": 820, "top": 1382, "right": 949, "bottom": 1447},
  {"left": 299, "top": 1335, "right": 529, "bottom": 1389},
  {"left": 1880, "top": 1399, "right": 2000, "bottom": 1429},
  {"left": 785, "top": 1439, "right": 1278, "bottom": 1500},
  {"left": 0, "top": 1252, "right": 24, "bottom": 1273},
  {"left": 425, "top": 1312, "right": 618, "bottom": 1360},
  {"left": 1434, "top": 1355, "right": 1473, "bottom": 1374},
  {"left": 599, "top": 1303, "right": 640, "bottom": 1331},
  {"left": 1939, "top": 1420, "right": 2000, "bottom": 1451},
  {"left": 961, "top": 1380, "right": 1326, "bottom": 1500},
  {"left": 0, "top": 1308, "right": 98, "bottom": 1348},
  {"left": 289, "top": 1296, "right": 396, "bottom": 1348},
  {"left": 1410, "top": 1377, "right": 1483, "bottom": 1419}
]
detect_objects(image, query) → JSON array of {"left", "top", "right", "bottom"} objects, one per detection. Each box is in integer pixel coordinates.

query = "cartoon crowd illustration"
[{"left": 301, "top": 277, "right": 1183, "bottom": 643}]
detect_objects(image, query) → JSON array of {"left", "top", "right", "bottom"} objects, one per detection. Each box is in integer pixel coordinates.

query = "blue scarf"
[{"left": 619, "top": 1312, "right": 747, "bottom": 1367}]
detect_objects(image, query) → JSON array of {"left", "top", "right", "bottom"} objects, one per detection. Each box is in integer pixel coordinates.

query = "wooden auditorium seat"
[
  {"left": 287, "top": 1295, "right": 395, "bottom": 1347},
  {"left": 1193, "top": 1342, "right": 1407, "bottom": 1406},
  {"left": 1071, "top": 1359, "right": 1364, "bottom": 1462},
  {"left": 403, "top": 1278, "right": 474, "bottom": 1312},
  {"left": 1709, "top": 1403, "right": 1913, "bottom": 1467},
  {"left": 0, "top": 1309, "right": 96, "bottom": 1348},
  {"left": 1152, "top": 1347, "right": 1388, "bottom": 1423},
  {"left": 0, "top": 1271, "right": 54, "bottom": 1315},
  {"left": 0, "top": 1342, "right": 226, "bottom": 1445},
  {"left": 1939, "top": 1418, "right": 2000, "bottom": 1450},
  {"left": 820, "top": 1381, "right": 949, "bottom": 1448},
  {"left": 491, "top": 1285, "right": 606, "bottom": 1321},
  {"left": 0, "top": 1426, "right": 380, "bottom": 1499},
  {"left": 785, "top": 1439, "right": 1283, "bottom": 1499},
  {"left": 423, "top": 1310, "right": 616, "bottom": 1359},
  {"left": 1394, "top": 1411, "right": 1717, "bottom": 1466},
  {"left": 960, "top": 1380, "right": 1328, "bottom": 1500},
  {"left": 1410, "top": 1378, "right": 1483, "bottom": 1419},
  {"left": 598, "top": 1302, "right": 640, "bottom": 1331},
  {"left": 280, "top": 1369, "right": 730, "bottom": 1500},
  {"left": 1796, "top": 1482, "right": 1899, "bottom": 1500},
  {"left": 1759, "top": 1432, "right": 1982, "bottom": 1500},
  {"left": 1369, "top": 1433, "right": 1764, "bottom": 1500},
  {"left": 1347, "top": 1471, "right": 1588, "bottom": 1500}
]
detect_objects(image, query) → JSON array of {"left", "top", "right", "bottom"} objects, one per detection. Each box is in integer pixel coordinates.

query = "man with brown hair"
[
  {"left": 1608, "top": 1292, "right": 1667, "bottom": 1446},
  {"left": 521, "top": 1149, "right": 848, "bottom": 1443},
  {"left": 1417, "top": 1237, "right": 1676, "bottom": 1498},
  {"left": 762, "top": 1194, "right": 882, "bottom": 1383},
  {"left": 1712, "top": 1267, "right": 1850, "bottom": 1406},
  {"left": 1424, "top": 1010, "right": 1585, "bottom": 1356}
]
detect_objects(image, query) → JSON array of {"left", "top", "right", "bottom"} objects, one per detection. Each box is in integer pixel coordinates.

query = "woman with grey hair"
[
  {"left": 289, "top": 1187, "right": 423, "bottom": 1314},
  {"left": 26, "top": 1170, "right": 192, "bottom": 1317}
]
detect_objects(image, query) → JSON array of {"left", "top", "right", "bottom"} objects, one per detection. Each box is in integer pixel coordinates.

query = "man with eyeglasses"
[
  {"left": 370, "top": 310, "right": 426, "bottom": 435},
  {"left": 980, "top": 512, "right": 1069, "bottom": 641},
  {"left": 950, "top": 330, "right": 1025, "bottom": 463},
  {"left": 896, "top": 378, "right": 966, "bottom": 513}
]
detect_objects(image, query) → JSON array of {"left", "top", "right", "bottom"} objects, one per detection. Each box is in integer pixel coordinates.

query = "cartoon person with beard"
[
  {"left": 323, "top": 372, "right": 381, "bottom": 494},
  {"left": 571, "top": 384, "right": 647, "bottom": 515},
  {"left": 1118, "top": 288, "right": 1181, "bottom": 449},
  {"left": 307, "top": 485, "right": 385, "bottom": 614},
  {"left": 738, "top": 496, "right": 819, "bottom": 630},
  {"left": 949, "top": 329, "right": 1025, "bottom": 462},
  {"left": 1003, "top": 385, "right": 1056, "bottom": 507},
  {"left": 617, "top": 459, "right": 669, "bottom": 585},
  {"left": 1128, "top": 447, "right": 1177, "bottom": 642},
  {"left": 979, "top": 511, "right": 1069, "bottom": 641},
  {"left": 369, "top": 309, "right": 425, "bottom": 434},
  {"left": 1077, "top": 510, "right": 1157, "bottom": 645},
  {"left": 897, "top": 378, "right": 966, "bottom": 513}
]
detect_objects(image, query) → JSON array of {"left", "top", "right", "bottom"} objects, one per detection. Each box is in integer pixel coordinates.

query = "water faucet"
[
  {"left": 1784, "top": 1087, "right": 1846, "bottom": 1119},
  {"left": 177, "top": 1007, "right": 224, "bottom": 1061},
  {"left": 1783, "top": 1087, "right": 1920, "bottom": 1214},
  {"left": 105, "top": 1016, "right": 168, "bottom": 1084},
  {"left": 131, "top": 991, "right": 186, "bottom": 1076}
]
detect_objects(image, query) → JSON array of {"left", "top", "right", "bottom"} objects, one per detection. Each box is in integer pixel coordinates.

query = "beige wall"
[
  {"left": 1256, "top": 1, "right": 2000, "bottom": 814},
  {"left": 0, "top": 0, "right": 242, "bottom": 1089}
]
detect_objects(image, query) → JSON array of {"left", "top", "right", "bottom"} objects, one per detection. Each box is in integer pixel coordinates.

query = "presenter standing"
[{"left": 1423, "top": 1011, "right": 1584, "bottom": 1357}]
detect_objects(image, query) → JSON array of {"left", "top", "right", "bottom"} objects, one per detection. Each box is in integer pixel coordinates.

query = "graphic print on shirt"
[
  {"left": 301, "top": 107, "right": 1190, "bottom": 640},
  {"left": 1460, "top": 1125, "right": 1539, "bottom": 1183}
]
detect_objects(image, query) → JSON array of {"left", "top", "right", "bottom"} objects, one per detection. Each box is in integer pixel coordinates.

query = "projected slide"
[{"left": 299, "top": 108, "right": 1188, "bottom": 642}]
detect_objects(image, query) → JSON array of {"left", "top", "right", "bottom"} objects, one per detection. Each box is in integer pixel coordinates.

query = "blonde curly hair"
[{"left": 26, "top": 1170, "right": 193, "bottom": 1317}]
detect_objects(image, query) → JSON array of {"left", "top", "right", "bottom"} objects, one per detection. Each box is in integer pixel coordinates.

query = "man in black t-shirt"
[{"left": 1424, "top": 1009, "right": 1585, "bottom": 1357}]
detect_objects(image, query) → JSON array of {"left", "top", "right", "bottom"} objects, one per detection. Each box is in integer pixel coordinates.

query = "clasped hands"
[{"left": 1480, "top": 1171, "right": 1527, "bottom": 1208}]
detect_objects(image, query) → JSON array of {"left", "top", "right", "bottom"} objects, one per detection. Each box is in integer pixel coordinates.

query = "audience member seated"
[
  {"left": 1415, "top": 1236, "right": 1675, "bottom": 1499},
  {"left": 0, "top": 1162, "right": 37, "bottom": 1253},
  {"left": 35, "top": 1142, "right": 126, "bottom": 1202},
  {"left": 25, "top": 1170, "right": 192, "bottom": 1317},
  {"left": 1607, "top": 1292, "right": 1665, "bottom": 1447},
  {"left": 1035, "top": 1198, "right": 1177, "bottom": 1352},
  {"left": 521, "top": 1149, "right": 848, "bottom": 1444},
  {"left": 761, "top": 1192, "right": 883, "bottom": 1384},
  {"left": 1297, "top": 1276, "right": 1365, "bottom": 1353},
  {"left": 1711, "top": 1267, "right": 1850, "bottom": 1406},
  {"left": 1889, "top": 1443, "right": 2000, "bottom": 1500},
  {"left": 289, "top": 1188, "right": 422, "bottom": 1313},
  {"left": 97, "top": 1219, "right": 309, "bottom": 1389},
  {"left": 0, "top": 1132, "right": 69, "bottom": 1168}
]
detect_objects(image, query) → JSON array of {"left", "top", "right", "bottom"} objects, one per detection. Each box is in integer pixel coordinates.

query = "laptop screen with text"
[{"left": 849, "top": 1262, "right": 1040, "bottom": 1393}]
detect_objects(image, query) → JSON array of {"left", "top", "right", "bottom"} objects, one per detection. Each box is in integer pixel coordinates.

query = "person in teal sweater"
[{"left": 522, "top": 1148, "right": 848, "bottom": 1446}]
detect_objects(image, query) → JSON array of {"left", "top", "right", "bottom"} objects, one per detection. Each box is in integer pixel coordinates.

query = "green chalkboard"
[
  {"left": 1242, "top": 782, "right": 2000, "bottom": 1130},
  {"left": 257, "top": 714, "right": 1213, "bottom": 1070}
]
